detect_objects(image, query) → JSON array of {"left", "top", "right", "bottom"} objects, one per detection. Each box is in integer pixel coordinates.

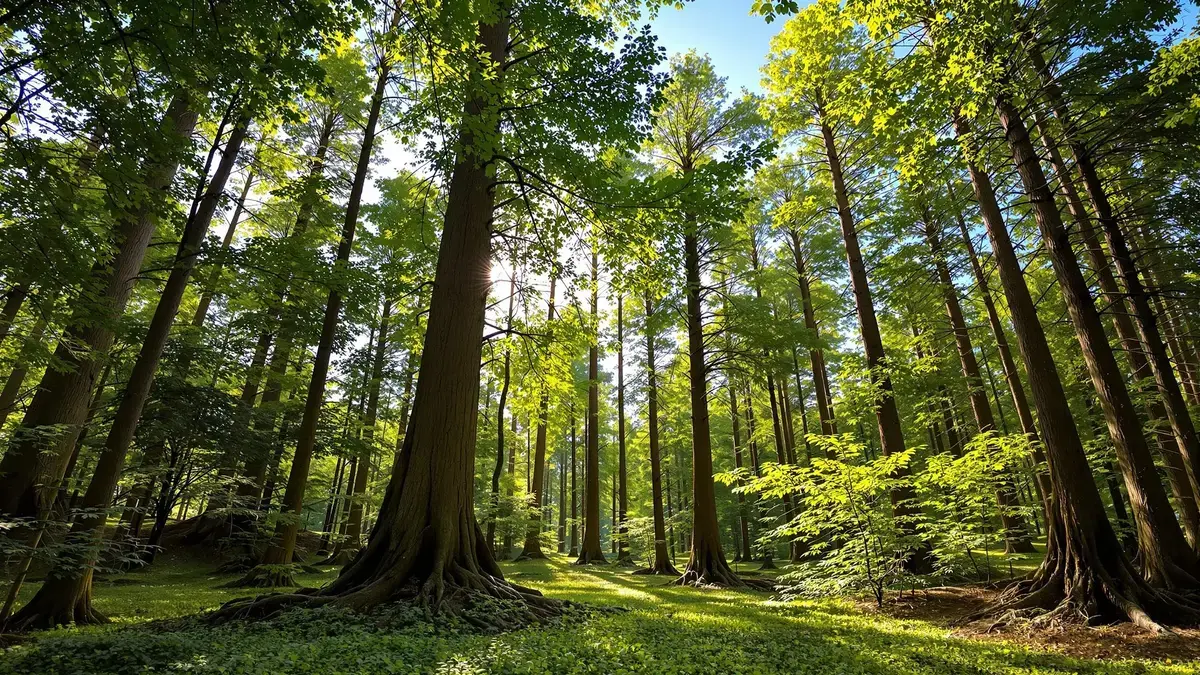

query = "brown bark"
[
  {"left": 635, "top": 291, "right": 677, "bottom": 575},
  {"left": 0, "top": 94, "right": 198, "bottom": 521},
  {"left": 488, "top": 275, "right": 516, "bottom": 555},
  {"left": 789, "top": 230, "right": 837, "bottom": 438},
  {"left": 0, "top": 282, "right": 29, "bottom": 347},
  {"left": 576, "top": 246, "right": 606, "bottom": 564},
  {"left": 569, "top": 407, "right": 578, "bottom": 557},
  {"left": 819, "top": 119, "right": 928, "bottom": 572},
  {"left": 675, "top": 229, "right": 748, "bottom": 587},
  {"left": 953, "top": 110, "right": 1195, "bottom": 628},
  {"left": 923, "top": 214, "right": 1034, "bottom": 552},
  {"left": 995, "top": 95, "right": 1197, "bottom": 588},
  {"left": 519, "top": 277, "right": 556, "bottom": 560},
  {"left": 615, "top": 293, "right": 631, "bottom": 564}
]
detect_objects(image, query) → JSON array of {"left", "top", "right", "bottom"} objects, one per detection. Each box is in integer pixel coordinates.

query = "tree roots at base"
[
  {"left": 962, "top": 556, "right": 1200, "bottom": 633},
  {"left": 208, "top": 566, "right": 567, "bottom": 634},
  {"left": 221, "top": 565, "right": 298, "bottom": 589}
]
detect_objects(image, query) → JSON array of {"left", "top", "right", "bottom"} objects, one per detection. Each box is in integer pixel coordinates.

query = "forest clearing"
[{"left": 4, "top": 0, "right": 1200, "bottom": 672}]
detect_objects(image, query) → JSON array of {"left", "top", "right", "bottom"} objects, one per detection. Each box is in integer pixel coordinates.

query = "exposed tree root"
[
  {"left": 614, "top": 552, "right": 636, "bottom": 567},
  {"left": 757, "top": 558, "right": 777, "bottom": 571},
  {"left": 316, "top": 548, "right": 356, "bottom": 567},
  {"left": 3, "top": 573, "right": 108, "bottom": 632},
  {"left": 963, "top": 520, "right": 1200, "bottom": 632},
  {"left": 633, "top": 562, "right": 680, "bottom": 576},
  {"left": 511, "top": 550, "right": 547, "bottom": 562},
  {"left": 676, "top": 548, "right": 773, "bottom": 590},
  {"left": 222, "top": 564, "right": 299, "bottom": 589},
  {"left": 573, "top": 550, "right": 608, "bottom": 565}
]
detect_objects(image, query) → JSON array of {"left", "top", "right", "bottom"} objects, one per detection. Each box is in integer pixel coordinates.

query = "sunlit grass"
[{"left": 1, "top": 551, "right": 1195, "bottom": 674}]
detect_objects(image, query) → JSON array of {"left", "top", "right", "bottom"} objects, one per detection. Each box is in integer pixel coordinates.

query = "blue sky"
[{"left": 647, "top": 0, "right": 789, "bottom": 94}]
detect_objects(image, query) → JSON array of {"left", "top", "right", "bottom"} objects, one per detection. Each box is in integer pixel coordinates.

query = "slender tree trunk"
[
  {"left": 923, "top": 214, "right": 1033, "bottom": 552},
  {"left": 819, "top": 119, "right": 928, "bottom": 572},
  {"left": 191, "top": 163, "right": 257, "bottom": 329},
  {"left": 519, "top": 277, "right": 555, "bottom": 559},
  {"left": 1034, "top": 115, "right": 1200, "bottom": 548},
  {"left": 615, "top": 294, "right": 631, "bottom": 564},
  {"left": 789, "top": 231, "right": 836, "bottom": 438},
  {"left": 576, "top": 247, "right": 606, "bottom": 564},
  {"left": 675, "top": 227, "right": 746, "bottom": 586},
  {"left": 0, "top": 282, "right": 29, "bottom": 347},
  {"left": 635, "top": 290, "right": 676, "bottom": 575},
  {"left": 569, "top": 407, "right": 578, "bottom": 557},
  {"left": 233, "top": 41, "right": 394, "bottom": 587}
]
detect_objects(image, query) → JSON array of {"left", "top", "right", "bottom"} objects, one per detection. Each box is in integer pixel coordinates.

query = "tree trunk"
[
  {"left": 213, "top": 9, "right": 558, "bottom": 625},
  {"left": 569, "top": 406, "right": 578, "bottom": 557},
  {"left": 191, "top": 163, "right": 257, "bottom": 329},
  {"left": 789, "top": 230, "right": 836, "bottom": 438},
  {"left": 0, "top": 93, "right": 198, "bottom": 520},
  {"left": 994, "top": 95, "right": 1197, "bottom": 588},
  {"left": 576, "top": 247, "right": 606, "bottom": 564},
  {"left": 953, "top": 110, "right": 1195, "bottom": 628},
  {"left": 675, "top": 229, "right": 746, "bottom": 587},
  {"left": 343, "top": 299, "right": 392, "bottom": 554},
  {"left": 488, "top": 276, "right": 515, "bottom": 556},
  {"left": 923, "top": 214, "right": 1033, "bottom": 552},
  {"left": 0, "top": 282, "right": 29, "bottom": 347},
  {"left": 615, "top": 294, "right": 631, "bottom": 564},
  {"left": 1033, "top": 113, "right": 1200, "bottom": 548},
  {"left": 634, "top": 291, "right": 677, "bottom": 575},
  {"left": 519, "top": 277, "right": 555, "bottom": 560},
  {"left": 233, "top": 41, "right": 393, "bottom": 587},
  {"left": 819, "top": 119, "right": 928, "bottom": 572}
]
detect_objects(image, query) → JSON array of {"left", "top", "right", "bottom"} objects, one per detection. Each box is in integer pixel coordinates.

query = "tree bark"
[
  {"left": 953, "top": 110, "right": 1195, "bottom": 628},
  {"left": 923, "top": 213, "right": 1033, "bottom": 552},
  {"left": 994, "top": 95, "right": 1198, "bottom": 588},
  {"left": 634, "top": 291, "right": 677, "bottom": 575},
  {"left": 789, "top": 230, "right": 837, "bottom": 438},
  {"left": 0, "top": 93, "right": 198, "bottom": 520},
  {"left": 576, "top": 247, "right": 606, "bottom": 564},
  {"left": 819, "top": 119, "right": 928, "bottom": 572},
  {"left": 234, "top": 39, "right": 393, "bottom": 587},
  {"left": 519, "top": 277, "right": 555, "bottom": 559}
]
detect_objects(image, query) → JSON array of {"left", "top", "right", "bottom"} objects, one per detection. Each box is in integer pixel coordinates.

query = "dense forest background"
[{"left": 3, "top": 0, "right": 1200, "bottom": 671}]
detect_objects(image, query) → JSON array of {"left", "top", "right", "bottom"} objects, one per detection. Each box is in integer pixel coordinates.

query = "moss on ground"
[{"left": 1, "top": 553, "right": 1196, "bottom": 674}]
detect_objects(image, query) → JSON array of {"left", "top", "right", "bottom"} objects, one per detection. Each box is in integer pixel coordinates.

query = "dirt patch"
[{"left": 866, "top": 585, "right": 1200, "bottom": 664}]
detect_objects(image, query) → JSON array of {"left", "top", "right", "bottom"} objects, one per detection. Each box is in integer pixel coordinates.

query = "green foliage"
[{"left": 1, "top": 557, "right": 1188, "bottom": 674}]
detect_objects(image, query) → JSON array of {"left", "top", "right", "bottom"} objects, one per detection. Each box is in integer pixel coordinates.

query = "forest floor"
[{"left": 1, "top": 550, "right": 1198, "bottom": 674}]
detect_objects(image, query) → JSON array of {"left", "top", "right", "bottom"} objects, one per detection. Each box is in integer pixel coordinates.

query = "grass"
[{"left": 1, "top": 551, "right": 1197, "bottom": 674}]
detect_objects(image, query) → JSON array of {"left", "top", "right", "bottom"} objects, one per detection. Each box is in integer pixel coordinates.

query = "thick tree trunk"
[
  {"left": 213, "top": 9, "right": 558, "bottom": 625},
  {"left": 995, "top": 96, "right": 1197, "bottom": 588},
  {"left": 0, "top": 94, "right": 198, "bottom": 520},
  {"left": 576, "top": 248, "right": 606, "bottom": 564},
  {"left": 954, "top": 111, "right": 1196, "bottom": 628},
  {"left": 1034, "top": 115, "right": 1200, "bottom": 548},
  {"left": 519, "top": 278, "right": 555, "bottom": 560},
  {"left": 634, "top": 291, "right": 677, "bottom": 575}
]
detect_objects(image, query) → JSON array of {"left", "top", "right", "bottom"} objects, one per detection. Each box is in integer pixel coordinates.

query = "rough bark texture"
[
  {"left": 675, "top": 230, "right": 754, "bottom": 587},
  {"left": 576, "top": 248, "right": 606, "bottom": 565},
  {"left": 1034, "top": 113, "right": 1200, "bottom": 547},
  {"left": 995, "top": 95, "right": 1198, "bottom": 589},
  {"left": 211, "top": 11, "right": 558, "bottom": 626},
  {"left": 955, "top": 111, "right": 1197, "bottom": 628},
  {"left": 923, "top": 214, "right": 1033, "bottom": 553},
  {"left": 0, "top": 94, "right": 198, "bottom": 520}
]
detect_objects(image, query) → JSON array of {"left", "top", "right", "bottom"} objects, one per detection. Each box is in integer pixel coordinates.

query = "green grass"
[{"left": 1, "top": 553, "right": 1196, "bottom": 674}]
